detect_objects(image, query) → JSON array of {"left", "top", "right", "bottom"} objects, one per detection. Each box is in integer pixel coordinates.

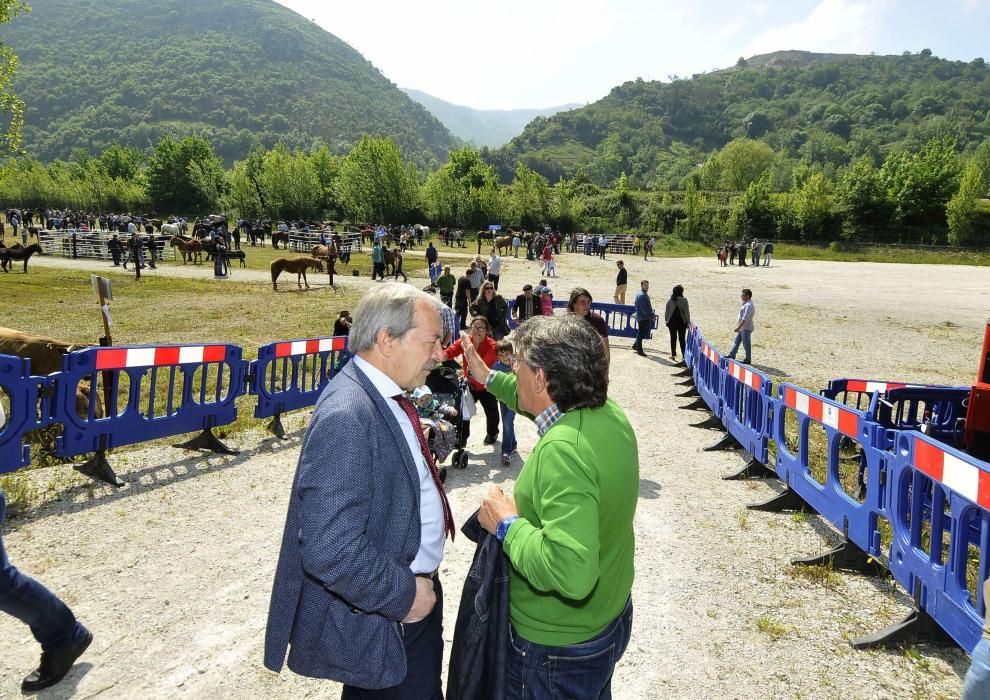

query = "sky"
[{"left": 274, "top": 0, "right": 990, "bottom": 111}]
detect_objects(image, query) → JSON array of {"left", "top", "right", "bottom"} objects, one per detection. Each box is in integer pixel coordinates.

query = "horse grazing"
[
  {"left": 1, "top": 243, "right": 43, "bottom": 272},
  {"left": 271, "top": 257, "right": 324, "bottom": 291},
  {"left": 169, "top": 236, "right": 203, "bottom": 264}
]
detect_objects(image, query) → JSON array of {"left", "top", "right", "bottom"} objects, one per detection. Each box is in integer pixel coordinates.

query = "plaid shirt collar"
[{"left": 535, "top": 403, "right": 564, "bottom": 438}]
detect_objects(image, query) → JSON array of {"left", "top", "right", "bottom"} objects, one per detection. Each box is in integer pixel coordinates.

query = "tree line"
[{"left": 0, "top": 132, "right": 988, "bottom": 246}]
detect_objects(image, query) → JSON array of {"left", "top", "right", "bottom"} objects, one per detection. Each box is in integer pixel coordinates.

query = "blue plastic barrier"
[
  {"left": 694, "top": 339, "right": 723, "bottom": 418},
  {"left": 250, "top": 335, "right": 350, "bottom": 438},
  {"left": 772, "top": 384, "right": 889, "bottom": 563},
  {"left": 885, "top": 430, "right": 990, "bottom": 652},
  {"left": 721, "top": 359, "right": 773, "bottom": 465},
  {"left": 497, "top": 299, "right": 656, "bottom": 338},
  {"left": 684, "top": 323, "right": 698, "bottom": 370},
  {"left": 52, "top": 343, "right": 247, "bottom": 480},
  {"left": 0, "top": 353, "right": 45, "bottom": 472}
]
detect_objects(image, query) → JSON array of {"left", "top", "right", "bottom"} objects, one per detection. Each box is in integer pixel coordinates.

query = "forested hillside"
[
  {"left": 0, "top": 0, "right": 456, "bottom": 167},
  {"left": 403, "top": 88, "right": 581, "bottom": 148},
  {"left": 492, "top": 50, "right": 990, "bottom": 187}
]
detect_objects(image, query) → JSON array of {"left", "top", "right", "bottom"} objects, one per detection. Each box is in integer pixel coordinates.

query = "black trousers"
[
  {"left": 341, "top": 576, "right": 443, "bottom": 700},
  {"left": 464, "top": 387, "right": 500, "bottom": 442},
  {"left": 668, "top": 324, "right": 687, "bottom": 357}
]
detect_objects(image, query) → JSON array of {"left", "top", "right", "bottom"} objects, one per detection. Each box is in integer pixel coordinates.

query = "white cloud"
[{"left": 744, "top": 0, "right": 891, "bottom": 57}]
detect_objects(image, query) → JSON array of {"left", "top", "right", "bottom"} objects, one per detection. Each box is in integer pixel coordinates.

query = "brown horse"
[
  {"left": 310, "top": 244, "right": 337, "bottom": 260},
  {"left": 271, "top": 231, "right": 289, "bottom": 249},
  {"left": 0, "top": 243, "right": 43, "bottom": 272},
  {"left": 271, "top": 257, "right": 324, "bottom": 291},
  {"left": 169, "top": 236, "right": 203, "bottom": 264},
  {"left": 494, "top": 235, "right": 513, "bottom": 255}
]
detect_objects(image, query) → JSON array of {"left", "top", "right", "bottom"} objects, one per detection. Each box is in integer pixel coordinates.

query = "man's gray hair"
[
  {"left": 514, "top": 314, "right": 608, "bottom": 412},
  {"left": 349, "top": 285, "right": 442, "bottom": 354}
]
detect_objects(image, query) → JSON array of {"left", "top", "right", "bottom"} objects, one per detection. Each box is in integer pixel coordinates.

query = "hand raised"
[{"left": 479, "top": 484, "right": 518, "bottom": 535}]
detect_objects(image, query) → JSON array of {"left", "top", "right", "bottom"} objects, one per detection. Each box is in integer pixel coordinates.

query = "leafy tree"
[
  {"left": 837, "top": 156, "right": 890, "bottom": 238},
  {"left": 0, "top": 0, "right": 27, "bottom": 155},
  {"left": 793, "top": 172, "right": 835, "bottom": 238},
  {"left": 146, "top": 135, "right": 224, "bottom": 213},
  {"left": 947, "top": 162, "right": 987, "bottom": 244},
  {"left": 98, "top": 142, "right": 144, "bottom": 181},
  {"left": 713, "top": 138, "right": 777, "bottom": 191},
  {"left": 421, "top": 146, "right": 502, "bottom": 228},
  {"left": 507, "top": 163, "right": 550, "bottom": 230},
  {"left": 744, "top": 111, "right": 772, "bottom": 138},
  {"left": 337, "top": 135, "right": 419, "bottom": 223},
  {"left": 880, "top": 136, "right": 960, "bottom": 226}
]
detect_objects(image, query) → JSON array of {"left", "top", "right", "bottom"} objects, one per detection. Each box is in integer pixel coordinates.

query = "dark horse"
[{"left": 1, "top": 243, "right": 43, "bottom": 272}]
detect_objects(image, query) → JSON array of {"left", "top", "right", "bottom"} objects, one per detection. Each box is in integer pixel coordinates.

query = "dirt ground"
[{"left": 1, "top": 249, "right": 986, "bottom": 698}]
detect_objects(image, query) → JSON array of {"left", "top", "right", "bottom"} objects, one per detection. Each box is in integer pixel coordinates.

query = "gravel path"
[{"left": 1, "top": 250, "right": 984, "bottom": 698}]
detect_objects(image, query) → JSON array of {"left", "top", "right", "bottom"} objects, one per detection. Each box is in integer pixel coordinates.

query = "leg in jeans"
[
  {"left": 633, "top": 322, "right": 649, "bottom": 353},
  {"left": 500, "top": 404, "right": 517, "bottom": 456},
  {"left": 506, "top": 598, "right": 633, "bottom": 700},
  {"left": 740, "top": 330, "right": 752, "bottom": 363},
  {"left": 341, "top": 577, "right": 444, "bottom": 700},
  {"left": 964, "top": 638, "right": 990, "bottom": 700},
  {"left": 727, "top": 332, "right": 743, "bottom": 359},
  {"left": 0, "top": 491, "right": 86, "bottom": 652}
]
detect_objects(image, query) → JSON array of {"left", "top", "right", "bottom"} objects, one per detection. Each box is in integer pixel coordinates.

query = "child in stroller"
[
  {"left": 422, "top": 365, "right": 472, "bottom": 476},
  {"left": 412, "top": 385, "right": 458, "bottom": 464}
]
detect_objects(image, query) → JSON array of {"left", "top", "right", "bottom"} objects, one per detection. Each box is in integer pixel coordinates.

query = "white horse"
[{"left": 161, "top": 222, "right": 180, "bottom": 238}]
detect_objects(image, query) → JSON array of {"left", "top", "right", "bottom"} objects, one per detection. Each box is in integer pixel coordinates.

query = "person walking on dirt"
[{"left": 632, "top": 280, "right": 655, "bottom": 356}]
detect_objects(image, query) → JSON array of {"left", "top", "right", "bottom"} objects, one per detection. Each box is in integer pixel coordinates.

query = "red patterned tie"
[{"left": 394, "top": 395, "right": 455, "bottom": 540}]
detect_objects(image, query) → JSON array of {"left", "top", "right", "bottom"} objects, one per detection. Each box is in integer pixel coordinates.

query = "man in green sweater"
[{"left": 461, "top": 314, "right": 638, "bottom": 700}]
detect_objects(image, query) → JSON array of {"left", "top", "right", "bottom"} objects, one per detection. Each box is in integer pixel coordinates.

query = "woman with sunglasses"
[
  {"left": 445, "top": 317, "right": 501, "bottom": 446},
  {"left": 469, "top": 282, "right": 511, "bottom": 340}
]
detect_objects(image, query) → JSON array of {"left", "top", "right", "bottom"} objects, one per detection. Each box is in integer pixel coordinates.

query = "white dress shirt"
[{"left": 352, "top": 356, "right": 445, "bottom": 574}]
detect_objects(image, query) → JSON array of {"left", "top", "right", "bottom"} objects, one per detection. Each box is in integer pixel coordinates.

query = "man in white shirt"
[
  {"left": 265, "top": 285, "right": 452, "bottom": 698},
  {"left": 487, "top": 248, "right": 503, "bottom": 291},
  {"left": 726, "top": 288, "right": 756, "bottom": 365}
]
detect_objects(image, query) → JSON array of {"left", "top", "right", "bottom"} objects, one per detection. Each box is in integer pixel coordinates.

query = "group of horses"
[
  {"left": 0, "top": 242, "right": 43, "bottom": 272},
  {"left": 167, "top": 235, "right": 246, "bottom": 267}
]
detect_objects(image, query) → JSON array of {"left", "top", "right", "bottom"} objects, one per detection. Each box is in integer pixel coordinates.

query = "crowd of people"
[{"left": 717, "top": 238, "right": 774, "bottom": 267}]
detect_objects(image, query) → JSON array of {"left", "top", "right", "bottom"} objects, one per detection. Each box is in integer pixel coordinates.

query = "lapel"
[{"left": 343, "top": 361, "right": 421, "bottom": 501}]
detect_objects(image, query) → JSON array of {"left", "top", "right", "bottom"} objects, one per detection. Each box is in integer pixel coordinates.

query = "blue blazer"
[{"left": 264, "top": 359, "right": 423, "bottom": 688}]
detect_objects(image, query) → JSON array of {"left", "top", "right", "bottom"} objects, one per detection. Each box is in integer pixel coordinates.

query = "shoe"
[
  {"left": 483, "top": 436, "right": 496, "bottom": 446},
  {"left": 742, "top": 358, "right": 752, "bottom": 365},
  {"left": 636, "top": 350, "right": 647, "bottom": 357},
  {"left": 22, "top": 628, "right": 93, "bottom": 692},
  {"left": 669, "top": 354, "right": 676, "bottom": 361},
  {"left": 501, "top": 455, "right": 510, "bottom": 466}
]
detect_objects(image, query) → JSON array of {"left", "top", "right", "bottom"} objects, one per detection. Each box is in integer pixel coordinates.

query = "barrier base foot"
[
  {"left": 747, "top": 488, "right": 804, "bottom": 512},
  {"left": 850, "top": 607, "right": 956, "bottom": 650},
  {"left": 689, "top": 416, "right": 724, "bottom": 430},
  {"left": 723, "top": 458, "right": 777, "bottom": 480},
  {"left": 679, "top": 398, "right": 709, "bottom": 411},
  {"left": 74, "top": 451, "right": 125, "bottom": 487},
  {"left": 676, "top": 387, "right": 700, "bottom": 398},
  {"left": 268, "top": 414, "right": 287, "bottom": 440},
  {"left": 704, "top": 433, "right": 741, "bottom": 451},
  {"left": 673, "top": 367, "right": 692, "bottom": 378},
  {"left": 676, "top": 377, "right": 695, "bottom": 387},
  {"left": 793, "top": 540, "right": 885, "bottom": 577},
  {"left": 173, "top": 428, "right": 239, "bottom": 456}
]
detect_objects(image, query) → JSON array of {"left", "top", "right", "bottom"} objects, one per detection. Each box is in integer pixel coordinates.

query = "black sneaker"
[
  {"left": 22, "top": 628, "right": 93, "bottom": 692},
  {"left": 483, "top": 436, "right": 496, "bottom": 446}
]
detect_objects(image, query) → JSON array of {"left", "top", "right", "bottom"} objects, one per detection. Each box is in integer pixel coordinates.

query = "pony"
[
  {"left": 271, "top": 257, "right": 324, "bottom": 291},
  {"left": 494, "top": 235, "right": 513, "bottom": 256},
  {"left": 271, "top": 231, "right": 289, "bottom": 249},
  {"left": 169, "top": 236, "right": 203, "bottom": 264},
  {"left": 0, "top": 243, "right": 43, "bottom": 272},
  {"left": 161, "top": 222, "right": 180, "bottom": 238},
  {"left": 381, "top": 247, "right": 397, "bottom": 276}
]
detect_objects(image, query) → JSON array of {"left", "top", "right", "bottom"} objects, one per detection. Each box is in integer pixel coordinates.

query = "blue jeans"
[
  {"left": 0, "top": 490, "right": 87, "bottom": 651},
  {"left": 632, "top": 320, "right": 650, "bottom": 352},
  {"left": 506, "top": 597, "right": 633, "bottom": 700},
  {"left": 500, "top": 403, "right": 517, "bottom": 455},
  {"left": 964, "top": 638, "right": 990, "bottom": 699},
  {"left": 727, "top": 330, "right": 752, "bottom": 363}
]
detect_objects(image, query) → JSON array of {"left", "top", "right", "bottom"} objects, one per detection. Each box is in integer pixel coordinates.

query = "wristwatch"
[{"left": 496, "top": 515, "right": 519, "bottom": 544}]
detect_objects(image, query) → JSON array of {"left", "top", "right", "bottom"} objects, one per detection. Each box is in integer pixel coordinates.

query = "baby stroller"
[{"left": 425, "top": 365, "right": 472, "bottom": 478}]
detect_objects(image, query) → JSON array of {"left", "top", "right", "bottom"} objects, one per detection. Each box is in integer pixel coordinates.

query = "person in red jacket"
[{"left": 445, "top": 317, "right": 500, "bottom": 445}]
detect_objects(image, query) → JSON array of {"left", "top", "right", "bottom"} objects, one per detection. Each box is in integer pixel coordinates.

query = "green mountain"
[
  {"left": 402, "top": 88, "right": 581, "bottom": 148},
  {"left": 0, "top": 0, "right": 457, "bottom": 167},
  {"left": 492, "top": 50, "right": 990, "bottom": 187}
]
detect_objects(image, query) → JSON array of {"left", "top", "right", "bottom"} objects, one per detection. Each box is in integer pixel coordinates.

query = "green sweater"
[{"left": 488, "top": 372, "right": 639, "bottom": 646}]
